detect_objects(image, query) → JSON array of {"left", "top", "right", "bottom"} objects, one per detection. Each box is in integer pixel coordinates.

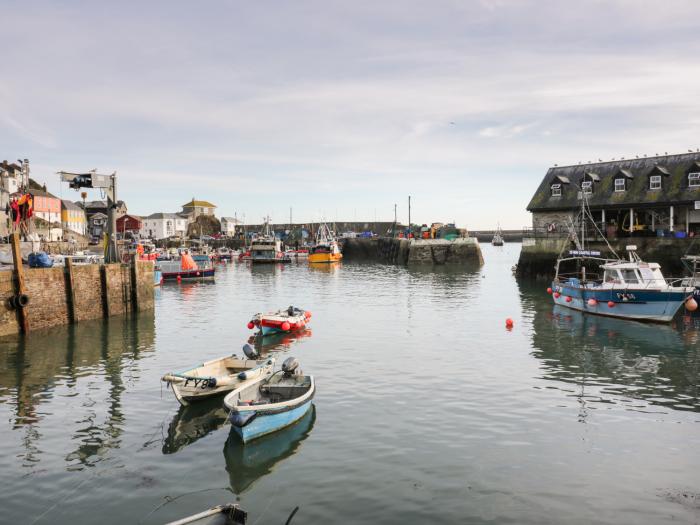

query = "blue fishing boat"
[
  {"left": 552, "top": 246, "right": 694, "bottom": 322},
  {"left": 224, "top": 358, "right": 314, "bottom": 443},
  {"left": 154, "top": 266, "right": 163, "bottom": 286},
  {"left": 549, "top": 188, "right": 696, "bottom": 323}
]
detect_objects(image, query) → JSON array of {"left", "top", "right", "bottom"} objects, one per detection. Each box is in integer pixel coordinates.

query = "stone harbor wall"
[
  {"left": 0, "top": 261, "right": 154, "bottom": 337},
  {"left": 342, "top": 237, "right": 483, "bottom": 266}
]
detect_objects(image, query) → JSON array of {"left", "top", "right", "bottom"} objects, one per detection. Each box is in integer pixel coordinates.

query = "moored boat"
[
  {"left": 154, "top": 266, "right": 163, "bottom": 286},
  {"left": 162, "top": 349, "right": 275, "bottom": 406},
  {"left": 308, "top": 223, "right": 342, "bottom": 263},
  {"left": 159, "top": 252, "right": 215, "bottom": 281},
  {"left": 551, "top": 246, "right": 695, "bottom": 322},
  {"left": 491, "top": 224, "right": 504, "bottom": 246},
  {"left": 250, "top": 218, "right": 291, "bottom": 263},
  {"left": 224, "top": 357, "right": 315, "bottom": 443},
  {"left": 247, "top": 306, "right": 312, "bottom": 336}
]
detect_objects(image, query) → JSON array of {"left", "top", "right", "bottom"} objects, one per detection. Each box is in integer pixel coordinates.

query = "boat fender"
[
  {"left": 282, "top": 357, "right": 300, "bottom": 377},
  {"left": 230, "top": 410, "right": 257, "bottom": 427},
  {"left": 7, "top": 294, "right": 29, "bottom": 310},
  {"left": 242, "top": 343, "right": 259, "bottom": 359}
]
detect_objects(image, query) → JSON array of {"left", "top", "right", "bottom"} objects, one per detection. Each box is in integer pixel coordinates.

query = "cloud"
[{"left": 2, "top": 0, "right": 700, "bottom": 228}]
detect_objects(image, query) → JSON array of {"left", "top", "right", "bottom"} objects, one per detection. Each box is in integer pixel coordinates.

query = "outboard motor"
[
  {"left": 287, "top": 305, "right": 295, "bottom": 316},
  {"left": 242, "top": 343, "right": 259, "bottom": 359},
  {"left": 282, "top": 357, "right": 300, "bottom": 377}
]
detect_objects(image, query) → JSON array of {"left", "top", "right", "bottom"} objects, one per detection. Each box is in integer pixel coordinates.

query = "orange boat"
[{"left": 308, "top": 223, "right": 342, "bottom": 264}]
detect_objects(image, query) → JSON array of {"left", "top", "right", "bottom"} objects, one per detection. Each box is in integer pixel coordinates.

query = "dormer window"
[
  {"left": 649, "top": 175, "right": 661, "bottom": 190},
  {"left": 581, "top": 181, "right": 593, "bottom": 195},
  {"left": 550, "top": 183, "right": 561, "bottom": 197},
  {"left": 614, "top": 178, "right": 626, "bottom": 192},
  {"left": 689, "top": 172, "right": 700, "bottom": 188}
]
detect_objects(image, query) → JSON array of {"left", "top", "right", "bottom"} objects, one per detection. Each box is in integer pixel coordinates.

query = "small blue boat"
[
  {"left": 224, "top": 358, "right": 315, "bottom": 444},
  {"left": 154, "top": 266, "right": 163, "bottom": 286}
]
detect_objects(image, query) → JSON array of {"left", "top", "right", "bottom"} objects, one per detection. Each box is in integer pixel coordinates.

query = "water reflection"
[
  {"left": 529, "top": 298, "right": 700, "bottom": 413},
  {"left": 246, "top": 329, "right": 313, "bottom": 355},
  {"left": 223, "top": 405, "right": 315, "bottom": 495},
  {"left": 0, "top": 313, "right": 155, "bottom": 469},
  {"left": 162, "top": 397, "right": 228, "bottom": 455}
]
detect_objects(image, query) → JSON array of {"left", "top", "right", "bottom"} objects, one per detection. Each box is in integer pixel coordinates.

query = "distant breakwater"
[{"left": 342, "top": 237, "right": 484, "bottom": 266}]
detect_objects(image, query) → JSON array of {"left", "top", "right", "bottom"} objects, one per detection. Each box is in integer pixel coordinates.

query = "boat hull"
[
  {"left": 308, "top": 252, "right": 342, "bottom": 263},
  {"left": 162, "top": 268, "right": 216, "bottom": 281},
  {"left": 551, "top": 282, "right": 688, "bottom": 322},
  {"left": 231, "top": 399, "right": 313, "bottom": 443}
]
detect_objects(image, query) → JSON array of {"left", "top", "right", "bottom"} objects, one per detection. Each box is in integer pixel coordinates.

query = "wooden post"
[
  {"left": 130, "top": 258, "right": 139, "bottom": 314},
  {"left": 11, "top": 233, "right": 29, "bottom": 333},
  {"left": 64, "top": 257, "right": 76, "bottom": 324},
  {"left": 100, "top": 264, "right": 110, "bottom": 318}
]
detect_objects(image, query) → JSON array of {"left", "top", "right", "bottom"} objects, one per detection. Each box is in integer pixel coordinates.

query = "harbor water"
[{"left": 0, "top": 244, "right": 699, "bottom": 524}]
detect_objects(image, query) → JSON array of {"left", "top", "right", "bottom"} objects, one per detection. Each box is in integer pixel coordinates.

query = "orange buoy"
[
  {"left": 505, "top": 318, "right": 514, "bottom": 328},
  {"left": 587, "top": 298, "right": 598, "bottom": 307},
  {"left": 281, "top": 321, "right": 291, "bottom": 331},
  {"left": 247, "top": 321, "right": 255, "bottom": 329},
  {"left": 686, "top": 297, "right": 698, "bottom": 312},
  {"left": 607, "top": 301, "right": 615, "bottom": 308}
]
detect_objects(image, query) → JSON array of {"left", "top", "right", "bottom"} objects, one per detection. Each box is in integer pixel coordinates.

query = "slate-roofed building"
[
  {"left": 181, "top": 198, "right": 216, "bottom": 219},
  {"left": 526, "top": 152, "right": 700, "bottom": 238}
]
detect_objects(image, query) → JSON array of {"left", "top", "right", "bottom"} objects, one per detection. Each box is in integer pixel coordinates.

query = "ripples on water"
[{"left": 0, "top": 244, "right": 698, "bottom": 524}]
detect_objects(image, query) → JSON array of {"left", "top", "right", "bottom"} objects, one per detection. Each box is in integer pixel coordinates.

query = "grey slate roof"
[
  {"left": 145, "top": 212, "right": 182, "bottom": 220},
  {"left": 527, "top": 152, "right": 700, "bottom": 212}
]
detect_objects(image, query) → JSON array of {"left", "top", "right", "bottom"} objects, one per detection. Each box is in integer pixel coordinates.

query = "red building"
[{"left": 116, "top": 214, "right": 142, "bottom": 235}]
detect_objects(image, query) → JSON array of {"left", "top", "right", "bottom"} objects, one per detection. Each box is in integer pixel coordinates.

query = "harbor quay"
[{"left": 0, "top": 253, "right": 154, "bottom": 337}]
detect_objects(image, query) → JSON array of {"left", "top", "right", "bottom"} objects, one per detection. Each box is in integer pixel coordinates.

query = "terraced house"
[{"left": 527, "top": 152, "right": 700, "bottom": 239}]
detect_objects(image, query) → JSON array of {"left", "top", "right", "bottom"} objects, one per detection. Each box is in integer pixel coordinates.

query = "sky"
[{"left": 2, "top": 0, "right": 700, "bottom": 229}]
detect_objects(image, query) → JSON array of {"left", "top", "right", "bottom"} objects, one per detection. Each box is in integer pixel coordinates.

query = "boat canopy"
[{"left": 181, "top": 253, "right": 198, "bottom": 271}]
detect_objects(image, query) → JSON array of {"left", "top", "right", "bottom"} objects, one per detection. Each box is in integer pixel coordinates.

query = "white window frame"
[
  {"left": 689, "top": 172, "right": 700, "bottom": 187},
  {"left": 550, "top": 183, "right": 561, "bottom": 197},
  {"left": 614, "top": 178, "right": 626, "bottom": 192},
  {"left": 581, "top": 180, "right": 593, "bottom": 195},
  {"left": 649, "top": 175, "right": 661, "bottom": 190}
]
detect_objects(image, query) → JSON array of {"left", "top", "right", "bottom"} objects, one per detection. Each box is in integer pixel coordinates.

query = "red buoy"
[
  {"left": 546, "top": 287, "right": 553, "bottom": 294},
  {"left": 686, "top": 297, "right": 698, "bottom": 312},
  {"left": 565, "top": 296, "right": 572, "bottom": 303},
  {"left": 305, "top": 311, "right": 312, "bottom": 319},
  {"left": 176, "top": 275, "right": 182, "bottom": 283},
  {"left": 281, "top": 321, "right": 291, "bottom": 331},
  {"left": 553, "top": 292, "right": 561, "bottom": 299},
  {"left": 247, "top": 321, "right": 255, "bottom": 329},
  {"left": 505, "top": 318, "right": 514, "bottom": 328},
  {"left": 607, "top": 301, "right": 615, "bottom": 308},
  {"left": 587, "top": 298, "right": 598, "bottom": 307}
]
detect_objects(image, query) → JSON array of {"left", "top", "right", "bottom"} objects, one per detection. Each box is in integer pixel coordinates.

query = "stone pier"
[{"left": 342, "top": 237, "right": 483, "bottom": 266}]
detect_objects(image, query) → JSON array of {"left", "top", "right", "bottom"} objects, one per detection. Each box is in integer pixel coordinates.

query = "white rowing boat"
[{"left": 162, "top": 346, "right": 274, "bottom": 406}]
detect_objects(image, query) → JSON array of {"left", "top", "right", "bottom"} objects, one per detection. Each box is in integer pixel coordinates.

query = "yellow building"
[{"left": 61, "top": 200, "right": 87, "bottom": 236}]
